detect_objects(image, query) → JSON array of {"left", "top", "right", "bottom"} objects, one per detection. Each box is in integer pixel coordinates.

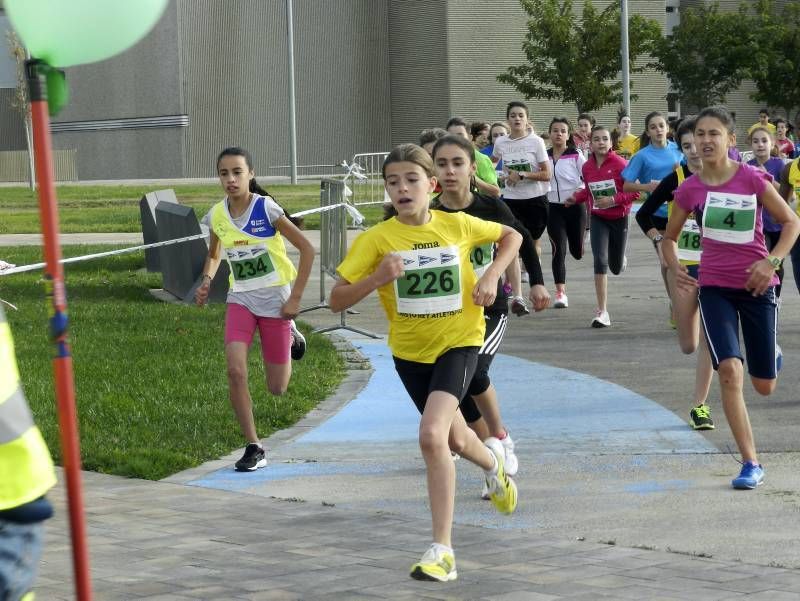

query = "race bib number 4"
[
  {"left": 677, "top": 218, "right": 702, "bottom": 263},
  {"left": 588, "top": 179, "right": 616, "bottom": 208},
  {"left": 701, "top": 192, "right": 756, "bottom": 244},
  {"left": 394, "top": 246, "right": 462, "bottom": 315},
  {"left": 470, "top": 243, "right": 494, "bottom": 278},
  {"left": 226, "top": 244, "right": 279, "bottom": 291}
]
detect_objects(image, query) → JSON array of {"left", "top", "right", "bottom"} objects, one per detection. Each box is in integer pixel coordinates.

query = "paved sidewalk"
[
  {"left": 39, "top": 467, "right": 800, "bottom": 601},
  {"left": 16, "top": 230, "right": 800, "bottom": 598},
  {"left": 38, "top": 334, "right": 800, "bottom": 599}
]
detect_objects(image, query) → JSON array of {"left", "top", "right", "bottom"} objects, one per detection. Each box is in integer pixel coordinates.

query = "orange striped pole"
[{"left": 27, "top": 59, "right": 93, "bottom": 601}]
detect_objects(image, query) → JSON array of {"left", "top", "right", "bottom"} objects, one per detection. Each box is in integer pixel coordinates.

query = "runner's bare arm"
[
  {"left": 745, "top": 185, "right": 800, "bottom": 296},
  {"left": 663, "top": 204, "right": 696, "bottom": 295},
  {"left": 473, "top": 226, "right": 522, "bottom": 307},
  {"left": 196, "top": 230, "right": 222, "bottom": 306},
  {"left": 329, "top": 254, "right": 405, "bottom": 313}
]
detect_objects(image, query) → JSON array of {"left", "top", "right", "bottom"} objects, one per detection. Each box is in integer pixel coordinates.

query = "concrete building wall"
[
  {"left": 387, "top": 1, "right": 450, "bottom": 144},
  {"left": 0, "top": 88, "right": 25, "bottom": 149},
  {"left": 45, "top": 1, "right": 185, "bottom": 180},
  {"left": 179, "top": 0, "right": 391, "bottom": 179}
]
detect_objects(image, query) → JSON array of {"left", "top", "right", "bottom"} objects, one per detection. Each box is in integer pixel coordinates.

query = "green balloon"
[
  {"left": 5, "top": 0, "right": 168, "bottom": 68},
  {"left": 46, "top": 69, "right": 69, "bottom": 117}
]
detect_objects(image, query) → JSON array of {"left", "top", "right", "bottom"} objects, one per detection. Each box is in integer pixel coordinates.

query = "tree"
[
  {"left": 651, "top": 2, "right": 756, "bottom": 111},
  {"left": 497, "top": 0, "right": 661, "bottom": 114},
  {"left": 5, "top": 29, "right": 35, "bottom": 190},
  {"left": 748, "top": 0, "right": 800, "bottom": 119}
]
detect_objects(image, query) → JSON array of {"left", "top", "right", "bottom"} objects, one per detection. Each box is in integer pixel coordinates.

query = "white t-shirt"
[{"left": 493, "top": 132, "right": 550, "bottom": 199}]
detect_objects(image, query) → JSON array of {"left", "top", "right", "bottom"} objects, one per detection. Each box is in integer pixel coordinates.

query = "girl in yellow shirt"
[{"left": 330, "top": 144, "right": 521, "bottom": 582}]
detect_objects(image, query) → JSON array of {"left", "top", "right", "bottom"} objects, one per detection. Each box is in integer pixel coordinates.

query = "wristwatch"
[
  {"left": 767, "top": 255, "right": 783, "bottom": 269},
  {"left": 652, "top": 234, "right": 664, "bottom": 247}
]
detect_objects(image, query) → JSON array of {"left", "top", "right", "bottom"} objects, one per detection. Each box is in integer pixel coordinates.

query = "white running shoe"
[
  {"left": 553, "top": 292, "right": 568, "bottom": 309},
  {"left": 501, "top": 434, "right": 518, "bottom": 476},
  {"left": 483, "top": 437, "right": 518, "bottom": 514},
  {"left": 289, "top": 320, "right": 306, "bottom": 360},
  {"left": 591, "top": 309, "right": 611, "bottom": 328}
]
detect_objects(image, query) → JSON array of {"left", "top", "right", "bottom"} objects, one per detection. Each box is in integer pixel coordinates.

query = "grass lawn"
[
  {"left": 1, "top": 245, "right": 345, "bottom": 480},
  {"left": 0, "top": 182, "right": 384, "bottom": 233}
]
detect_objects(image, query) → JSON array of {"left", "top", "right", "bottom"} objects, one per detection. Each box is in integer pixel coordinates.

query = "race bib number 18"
[
  {"left": 677, "top": 218, "right": 702, "bottom": 263},
  {"left": 394, "top": 246, "right": 462, "bottom": 315},
  {"left": 701, "top": 192, "right": 756, "bottom": 244}
]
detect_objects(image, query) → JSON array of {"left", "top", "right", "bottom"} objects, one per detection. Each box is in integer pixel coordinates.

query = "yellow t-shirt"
[
  {"left": 337, "top": 210, "right": 502, "bottom": 363},
  {"left": 788, "top": 158, "right": 800, "bottom": 217},
  {"left": 617, "top": 134, "right": 640, "bottom": 160}
]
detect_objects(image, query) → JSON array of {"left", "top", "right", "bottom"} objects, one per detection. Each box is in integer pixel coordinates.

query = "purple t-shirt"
[
  {"left": 746, "top": 157, "right": 784, "bottom": 232},
  {"left": 674, "top": 163, "right": 776, "bottom": 289}
]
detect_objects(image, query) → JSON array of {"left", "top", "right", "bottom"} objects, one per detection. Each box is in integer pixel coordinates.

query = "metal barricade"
[
  {"left": 300, "top": 178, "right": 378, "bottom": 338},
  {"left": 344, "top": 152, "right": 390, "bottom": 208}
]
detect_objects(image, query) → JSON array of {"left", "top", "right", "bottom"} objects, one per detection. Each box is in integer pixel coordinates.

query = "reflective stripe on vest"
[{"left": 0, "top": 387, "right": 34, "bottom": 444}]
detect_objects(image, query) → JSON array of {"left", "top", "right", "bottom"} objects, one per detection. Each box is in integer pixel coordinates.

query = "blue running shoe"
[{"left": 732, "top": 461, "right": 764, "bottom": 490}]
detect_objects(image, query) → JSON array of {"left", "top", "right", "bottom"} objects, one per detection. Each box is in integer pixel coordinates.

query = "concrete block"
[
  {"left": 140, "top": 188, "right": 179, "bottom": 272},
  {"left": 155, "top": 202, "right": 228, "bottom": 303}
]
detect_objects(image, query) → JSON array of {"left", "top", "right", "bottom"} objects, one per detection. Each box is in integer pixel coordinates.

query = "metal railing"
[
  {"left": 300, "top": 178, "right": 378, "bottom": 337},
  {"left": 342, "top": 152, "right": 390, "bottom": 208}
]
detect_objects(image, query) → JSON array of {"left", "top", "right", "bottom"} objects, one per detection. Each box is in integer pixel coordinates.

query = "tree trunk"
[{"left": 24, "top": 115, "right": 35, "bottom": 190}]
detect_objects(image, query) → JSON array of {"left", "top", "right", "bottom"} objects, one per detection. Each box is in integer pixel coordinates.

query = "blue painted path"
[{"left": 189, "top": 339, "right": 715, "bottom": 495}]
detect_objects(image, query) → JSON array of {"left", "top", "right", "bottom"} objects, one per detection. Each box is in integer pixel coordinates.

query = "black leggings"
[
  {"left": 590, "top": 215, "right": 628, "bottom": 275},
  {"left": 546, "top": 203, "right": 586, "bottom": 284},
  {"left": 503, "top": 195, "right": 549, "bottom": 240}
]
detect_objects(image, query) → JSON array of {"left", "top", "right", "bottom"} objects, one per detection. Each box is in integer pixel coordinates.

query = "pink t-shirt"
[{"left": 674, "top": 163, "right": 776, "bottom": 289}]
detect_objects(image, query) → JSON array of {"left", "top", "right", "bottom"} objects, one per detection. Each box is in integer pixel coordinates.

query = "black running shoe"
[
  {"left": 689, "top": 404, "right": 715, "bottom": 430},
  {"left": 234, "top": 443, "right": 266, "bottom": 471},
  {"left": 290, "top": 320, "right": 306, "bottom": 360}
]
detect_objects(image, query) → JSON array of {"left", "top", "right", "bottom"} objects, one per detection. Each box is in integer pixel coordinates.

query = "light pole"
[
  {"left": 286, "top": 0, "right": 298, "bottom": 184},
  {"left": 621, "top": 0, "right": 631, "bottom": 116}
]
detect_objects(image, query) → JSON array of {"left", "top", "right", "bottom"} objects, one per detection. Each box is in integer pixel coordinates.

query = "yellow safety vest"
[
  {"left": 0, "top": 305, "right": 56, "bottom": 512},
  {"left": 789, "top": 158, "right": 800, "bottom": 217},
  {"left": 210, "top": 196, "right": 297, "bottom": 292}
]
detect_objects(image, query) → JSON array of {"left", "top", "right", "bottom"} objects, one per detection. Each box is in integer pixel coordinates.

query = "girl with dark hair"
[
  {"left": 747, "top": 126, "right": 787, "bottom": 297},
  {"left": 546, "top": 117, "right": 586, "bottom": 308},
  {"left": 774, "top": 118, "right": 795, "bottom": 159},
  {"left": 614, "top": 113, "right": 640, "bottom": 160},
  {"left": 330, "top": 143, "right": 521, "bottom": 582},
  {"left": 196, "top": 147, "right": 315, "bottom": 472},
  {"left": 572, "top": 113, "right": 595, "bottom": 156},
  {"left": 470, "top": 120, "right": 491, "bottom": 149},
  {"left": 664, "top": 106, "right": 800, "bottom": 490},
  {"left": 492, "top": 101, "right": 551, "bottom": 250},
  {"left": 568, "top": 126, "right": 637, "bottom": 327},
  {"left": 622, "top": 111, "right": 684, "bottom": 321},
  {"left": 430, "top": 134, "right": 549, "bottom": 499},
  {"left": 636, "top": 118, "right": 715, "bottom": 431}
]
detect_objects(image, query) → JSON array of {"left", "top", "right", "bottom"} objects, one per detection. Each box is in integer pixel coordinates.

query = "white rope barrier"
[{"left": 0, "top": 202, "right": 364, "bottom": 277}]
